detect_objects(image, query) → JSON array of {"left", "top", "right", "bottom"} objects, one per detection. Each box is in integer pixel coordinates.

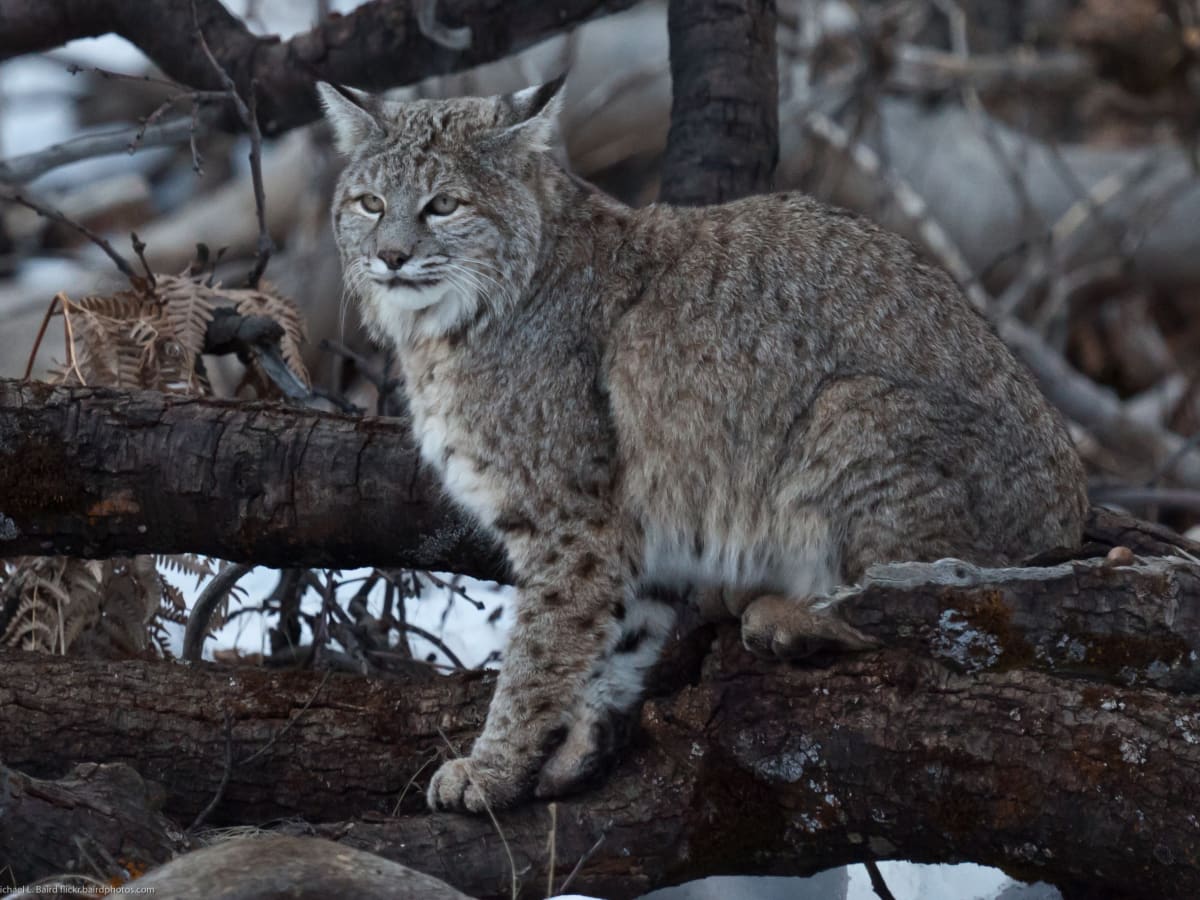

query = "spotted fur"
[{"left": 321, "top": 79, "right": 1088, "bottom": 813}]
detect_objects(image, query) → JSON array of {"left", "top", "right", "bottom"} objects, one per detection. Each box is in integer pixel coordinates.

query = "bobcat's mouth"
[{"left": 374, "top": 274, "right": 442, "bottom": 290}]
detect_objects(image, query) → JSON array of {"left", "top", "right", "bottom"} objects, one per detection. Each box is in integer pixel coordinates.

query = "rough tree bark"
[
  {"left": 0, "top": 0, "right": 639, "bottom": 135},
  {"left": 660, "top": 0, "right": 779, "bottom": 205},
  {"left": 0, "top": 379, "right": 508, "bottom": 578},
  {"left": 0, "top": 379, "right": 1188, "bottom": 577},
  {"left": 2, "top": 556, "right": 1199, "bottom": 899}
]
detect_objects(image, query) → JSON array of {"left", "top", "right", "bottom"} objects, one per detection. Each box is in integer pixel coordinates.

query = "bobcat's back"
[{"left": 605, "top": 193, "right": 1086, "bottom": 588}]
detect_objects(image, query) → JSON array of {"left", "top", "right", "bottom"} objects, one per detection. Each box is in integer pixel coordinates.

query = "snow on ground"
[{"left": 846, "top": 862, "right": 1013, "bottom": 900}]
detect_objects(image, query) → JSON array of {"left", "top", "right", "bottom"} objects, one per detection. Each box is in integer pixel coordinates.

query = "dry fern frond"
[
  {"left": 0, "top": 558, "right": 103, "bottom": 654},
  {"left": 31, "top": 273, "right": 310, "bottom": 399},
  {"left": 157, "top": 553, "right": 215, "bottom": 584},
  {"left": 160, "top": 581, "right": 189, "bottom": 617},
  {"left": 158, "top": 274, "right": 217, "bottom": 361},
  {"left": 16, "top": 265, "right": 312, "bottom": 658}
]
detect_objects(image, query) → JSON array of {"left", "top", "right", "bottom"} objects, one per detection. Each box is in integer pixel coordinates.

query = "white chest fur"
[{"left": 407, "top": 383, "right": 506, "bottom": 527}]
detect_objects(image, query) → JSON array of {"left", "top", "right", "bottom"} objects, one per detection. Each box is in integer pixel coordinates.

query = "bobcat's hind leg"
[
  {"left": 740, "top": 593, "right": 879, "bottom": 661},
  {"left": 535, "top": 590, "right": 677, "bottom": 798}
]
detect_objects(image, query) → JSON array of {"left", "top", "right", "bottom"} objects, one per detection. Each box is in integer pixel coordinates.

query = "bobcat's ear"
[
  {"left": 316, "top": 82, "right": 385, "bottom": 156},
  {"left": 496, "top": 74, "right": 566, "bottom": 154}
]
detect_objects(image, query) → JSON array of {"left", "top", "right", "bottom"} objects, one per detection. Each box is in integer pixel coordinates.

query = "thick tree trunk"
[
  {"left": 0, "top": 0, "right": 640, "bottom": 136},
  {"left": 660, "top": 0, "right": 779, "bottom": 205},
  {"left": 0, "top": 379, "right": 508, "bottom": 578},
  {"left": 3, "top": 557, "right": 1198, "bottom": 899}
]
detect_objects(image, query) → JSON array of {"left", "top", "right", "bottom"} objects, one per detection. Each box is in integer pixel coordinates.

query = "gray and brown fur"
[{"left": 319, "top": 78, "right": 1087, "bottom": 813}]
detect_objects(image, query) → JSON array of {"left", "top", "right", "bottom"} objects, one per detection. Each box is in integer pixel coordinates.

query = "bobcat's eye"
[
  {"left": 358, "top": 194, "right": 385, "bottom": 215},
  {"left": 425, "top": 194, "right": 460, "bottom": 217}
]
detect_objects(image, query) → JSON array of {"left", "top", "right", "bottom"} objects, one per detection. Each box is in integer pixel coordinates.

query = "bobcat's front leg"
[{"left": 427, "top": 514, "right": 624, "bottom": 813}]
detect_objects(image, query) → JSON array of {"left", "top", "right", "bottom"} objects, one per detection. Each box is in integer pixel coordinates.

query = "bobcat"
[{"left": 319, "top": 77, "right": 1087, "bottom": 814}]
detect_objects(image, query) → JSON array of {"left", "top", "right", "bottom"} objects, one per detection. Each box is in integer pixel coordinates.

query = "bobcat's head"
[{"left": 319, "top": 77, "right": 564, "bottom": 344}]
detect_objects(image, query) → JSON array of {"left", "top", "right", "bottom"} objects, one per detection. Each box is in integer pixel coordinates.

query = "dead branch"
[
  {"left": 2, "top": 556, "right": 1199, "bottom": 898},
  {"left": 887, "top": 45, "right": 1094, "bottom": 95},
  {"left": 0, "top": 187, "right": 136, "bottom": 278},
  {"left": 0, "top": 378, "right": 1192, "bottom": 572},
  {"left": 191, "top": 0, "right": 272, "bottom": 287},
  {"left": 0, "top": 379, "right": 508, "bottom": 576},
  {"left": 0, "top": 118, "right": 199, "bottom": 185},
  {"left": 0, "top": 0, "right": 642, "bottom": 137}
]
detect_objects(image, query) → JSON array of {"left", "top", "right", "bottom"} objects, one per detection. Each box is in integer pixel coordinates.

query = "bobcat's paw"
[
  {"left": 426, "top": 755, "right": 525, "bottom": 814},
  {"left": 534, "top": 711, "right": 632, "bottom": 799},
  {"left": 741, "top": 594, "right": 880, "bottom": 661},
  {"left": 696, "top": 586, "right": 761, "bottom": 622}
]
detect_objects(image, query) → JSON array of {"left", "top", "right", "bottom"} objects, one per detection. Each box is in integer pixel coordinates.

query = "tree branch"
[
  {"left": 0, "top": 379, "right": 509, "bottom": 577},
  {"left": 2, "top": 556, "right": 1198, "bottom": 898},
  {"left": 0, "top": 379, "right": 1193, "bottom": 575},
  {"left": 0, "top": 0, "right": 641, "bottom": 137}
]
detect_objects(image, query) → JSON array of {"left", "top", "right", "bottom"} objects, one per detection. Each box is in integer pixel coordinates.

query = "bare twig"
[
  {"left": 864, "top": 859, "right": 898, "bottom": 900},
  {"left": 0, "top": 187, "right": 136, "bottom": 278},
  {"left": 0, "top": 118, "right": 197, "bottom": 185},
  {"left": 932, "top": 0, "right": 1044, "bottom": 275},
  {"left": 399, "top": 622, "right": 469, "bottom": 670},
  {"left": 191, "top": 0, "right": 273, "bottom": 287},
  {"left": 888, "top": 45, "right": 1094, "bottom": 95},
  {"left": 23, "top": 293, "right": 64, "bottom": 381},
  {"left": 188, "top": 709, "right": 233, "bottom": 832},
  {"left": 66, "top": 62, "right": 183, "bottom": 90},
  {"left": 996, "top": 156, "right": 1163, "bottom": 316},
  {"left": 130, "top": 232, "right": 155, "bottom": 287},
  {"left": 242, "top": 82, "right": 273, "bottom": 287},
  {"left": 1147, "top": 429, "right": 1200, "bottom": 488},
  {"left": 556, "top": 828, "right": 608, "bottom": 895},
  {"left": 188, "top": 103, "right": 205, "bottom": 174},
  {"left": 419, "top": 569, "right": 486, "bottom": 610}
]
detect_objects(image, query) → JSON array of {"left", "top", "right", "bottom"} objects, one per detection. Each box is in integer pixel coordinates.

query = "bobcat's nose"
[{"left": 377, "top": 249, "right": 410, "bottom": 270}]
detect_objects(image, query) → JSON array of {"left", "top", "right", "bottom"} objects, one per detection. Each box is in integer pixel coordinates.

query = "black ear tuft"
[
  {"left": 507, "top": 73, "right": 568, "bottom": 123},
  {"left": 316, "top": 82, "right": 385, "bottom": 156}
]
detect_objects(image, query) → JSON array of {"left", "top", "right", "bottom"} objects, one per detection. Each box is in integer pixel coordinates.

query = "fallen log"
[
  {"left": 2, "top": 556, "right": 1198, "bottom": 899},
  {"left": 0, "top": 379, "right": 508, "bottom": 577},
  {"left": 0, "top": 379, "right": 1193, "bottom": 573}
]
